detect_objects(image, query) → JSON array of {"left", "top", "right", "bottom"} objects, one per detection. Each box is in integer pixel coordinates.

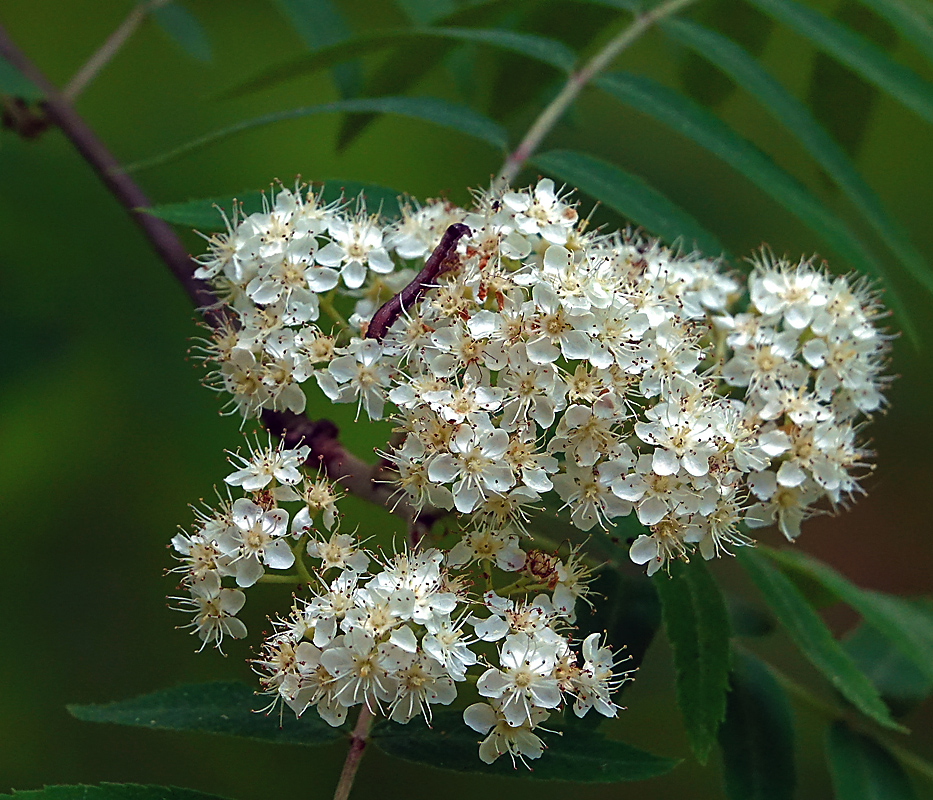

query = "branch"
[
  {"left": 493, "top": 0, "right": 700, "bottom": 189},
  {"left": 0, "top": 22, "right": 222, "bottom": 322},
  {"left": 365, "top": 222, "right": 471, "bottom": 341},
  {"left": 62, "top": 0, "right": 172, "bottom": 102},
  {"left": 333, "top": 706, "right": 374, "bottom": 800},
  {"left": 0, "top": 22, "right": 436, "bottom": 527}
]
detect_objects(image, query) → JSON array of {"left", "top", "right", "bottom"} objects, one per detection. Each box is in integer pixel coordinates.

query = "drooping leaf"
[
  {"left": 805, "top": 2, "right": 895, "bottom": 159},
  {"left": 151, "top": 3, "right": 212, "bottom": 62},
  {"left": 762, "top": 548, "right": 933, "bottom": 684},
  {"left": 595, "top": 70, "right": 919, "bottom": 342},
  {"left": 371, "top": 708, "right": 679, "bottom": 781},
  {"left": 737, "top": 550, "right": 903, "bottom": 732},
  {"left": 851, "top": 0, "right": 933, "bottom": 66},
  {"left": 675, "top": 0, "right": 773, "bottom": 108},
  {"left": 825, "top": 721, "right": 918, "bottom": 799},
  {"left": 224, "top": 27, "right": 574, "bottom": 99},
  {"left": 273, "top": 0, "right": 361, "bottom": 98},
  {"left": 0, "top": 53, "right": 42, "bottom": 101},
  {"left": 143, "top": 180, "right": 403, "bottom": 229},
  {"left": 532, "top": 150, "right": 726, "bottom": 256},
  {"left": 653, "top": 558, "right": 732, "bottom": 764},
  {"left": 2, "top": 786, "right": 231, "bottom": 800},
  {"left": 718, "top": 651, "right": 795, "bottom": 800},
  {"left": 843, "top": 622, "right": 933, "bottom": 715},
  {"left": 662, "top": 17, "right": 933, "bottom": 295},
  {"left": 746, "top": 0, "right": 933, "bottom": 125},
  {"left": 124, "top": 96, "right": 508, "bottom": 173},
  {"left": 68, "top": 682, "right": 345, "bottom": 746}
]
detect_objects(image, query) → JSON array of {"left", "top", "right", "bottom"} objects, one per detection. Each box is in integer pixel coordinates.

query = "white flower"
[
  {"left": 320, "top": 628, "right": 400, "bottom": 710},
  {"left": 571, "top": 633, "right": 628, "bottom": 718},
  {"left": 463, "top": 702, "right": 549, "bottom": 766},
  {"left": 316, "top": 211, "right": 394, "bottom": 289},
  {"left": 427, "top": 418, "right": 514, "bottom": 513},
  {"left": 421, "top": 615, "right": 479, "bottom": 681},
  {"left": 225, "top": 438, "right": 310, "bottom": 493},
  {"left": 387, "top": 650, "right": 458, "bottom": 724},
  {"left": 219, "top": 498, "right": 293, "bottom": 587},
  {"left": 174, "top": 581, "right": 247, "bottom": 652},
  {"left": 477, "top": 632, "right": 563, "bottom": 727}
]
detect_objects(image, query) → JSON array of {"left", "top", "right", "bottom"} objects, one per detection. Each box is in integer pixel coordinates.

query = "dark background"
[{"left": 1, "top": 1, "right": 931, "bottom": 798}]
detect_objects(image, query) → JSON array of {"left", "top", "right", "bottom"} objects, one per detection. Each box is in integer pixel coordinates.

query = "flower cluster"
[
  {"left": 175, "top": 178, "right": 890, "bottom": 763},
  {"left": 194, "top": 180, "right": 890, "bottom": 576},
  {"left": 171, "top": 439, "right": 628, "bottom": 765}
]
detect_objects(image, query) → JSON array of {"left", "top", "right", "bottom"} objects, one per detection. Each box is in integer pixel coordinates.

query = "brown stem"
[
  {"left": 365, "top": 222, "right": 471, "bottom": 341},
  {"left": 0, "top": 22, "right": 225, "bottom": 325},
  {"left": 333, "top": 706, "right": 374, "bottom": 800},
  {"left": 0, "top": 22, "right": 432, "bottom": 522}
]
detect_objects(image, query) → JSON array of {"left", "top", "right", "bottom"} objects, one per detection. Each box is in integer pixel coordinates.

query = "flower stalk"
[
  {"left": 333, "top": 706, "right": 375, "bottom": 800},
  {"left": 494, "top": 0, "right": 700, "bottom": 189}
]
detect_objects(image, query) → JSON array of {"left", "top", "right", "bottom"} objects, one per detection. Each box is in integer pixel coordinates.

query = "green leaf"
[
  {"left": 762, "top": 548, "right": 933, "bottom": 685},
  {"left": 825, "top": 721, "right": 917, "bottom": 799},
  {"left": 151, "top": 3, "right": 212, "bottom": 62},
  {"left": 595, "top": 71, "right": 920, "bottom": 342},
  {"left": 852, "top": 0, "right": 933, "bottom": 66},
  {"left": 68, "top": 682, "right": 344, "bottom": 746},
  {"left": 725, "top": 593, "right": 775, "bottom": 637},
  {"left": 143, "top": 180, "right": 403, "bottom": 229},
  {"left": 2, "top": 786, "right": 231, "bottom": 800},
  {"left": 718, "top": 651, "right": 795, "bottom": 800},
  {"left": 371, "top": 708, "right": 679, "bottom": 781},
  {"left": 843, "top": 622, "right": 932, "bottom": 714},
  {"left": 746, "top": 0, "right": 933, "bottom": 125},
  {"left": 393, "top": 0, "right": 458, "bottom": 24},
  {"left": 662, "top": 18, "right": 933, "bottom": 295},
  {"left": 532, "top": 150, "right": 726, "bottom": 256},
  {"left": 224, "top": 27, "right": 573, "bottom": 99},
  {"left": 737, "top": 549, "right": 903, "bottom": 732},
  {"left": 653, "top": 558, "right": 732, "bottom": 764},
  {"left": 124, "top": 96, "right": 508, "bottom": 173},
  {"left": 273, "top": 0, "right": 361, "bottom": 98},
  {"left": 0, "top": 54, "right": 42, "bottom": 101}
]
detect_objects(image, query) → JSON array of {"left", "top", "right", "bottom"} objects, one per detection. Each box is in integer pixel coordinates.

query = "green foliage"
[
  {"left": 662, "top": 17, "right": 933, "bottom": 295},
  {"left": 2, "top": 787, "right": 230, "bottom": 800},
  {"left": 533, "top": 150, "right": 726, "bottom": 255},
  {"left": 151, "top": 3, "right": 212, "bottom": 62},
  {"left": 144, "top": 180, "right": 404, "bottom": 229},
  {"left": 746, "top": 0, "right": 933, "bottom": 125},
  {"left": 223, "top": 27, "right": 573, "bottom": 99},
  {"left": 851, "top": 0, "right": 933, "bottom": 66},
  {"left": 825, "top": 721, "right": 917, "bottom": 800},
  {"left": 594, "top": 70, "right": 917, "bottom": 339},
  {"left": 125, "top": 96, "right": 507, "bottom": 173},
  {"left": 717, "top": 651, "right": 795, "bottom": 800},
  {"left": 737, "top": 550, "right": 903, "bottom": 732},
  {"left": 68, "top": 683, "right": 345, "bottom": 747},
  {"left": 653, "top": 558, "right": 732, "bottom": 764},
  {"left": 763, "top": 548, "right": 933, "bottom": 684},
  {"left": 272, "top": 0, "right": 361, "bottom": 99},
  {"left": 844, "top": 622, "right": 933, "bottom": 715},
  {"left": 371, "top": 708, "right": 680, "bottom": 781}
]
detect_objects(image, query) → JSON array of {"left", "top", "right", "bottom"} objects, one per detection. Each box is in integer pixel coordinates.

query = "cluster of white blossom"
[
  {"left": 193, "top": 180, "right": 890, "bottom": 577},
  {"left": 171, "top": 438, "right": 627, "bottom": 765},
  {"left": 175, "top": 178, "right": 890, "bottom": 764}
]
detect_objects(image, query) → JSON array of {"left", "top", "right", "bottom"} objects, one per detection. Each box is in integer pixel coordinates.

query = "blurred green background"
[{"left": 1, "top": 0, "right": 931, "bottom": 798}]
